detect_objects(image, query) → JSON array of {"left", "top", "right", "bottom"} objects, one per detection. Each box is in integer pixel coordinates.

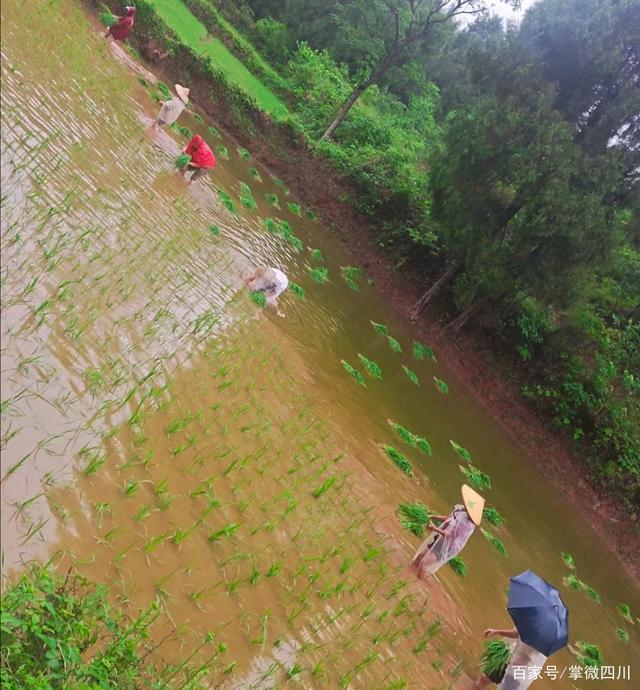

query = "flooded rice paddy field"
[{"left": 1, "top": 0, "right": 639, "bottom": 687}]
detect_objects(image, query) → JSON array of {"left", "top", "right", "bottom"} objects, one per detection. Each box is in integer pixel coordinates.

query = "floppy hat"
[
  {"left": 175, "top": 84, "right": 190, "bottom": 103},
  {"left": 461, "top": 484, "right": 485, "bottom": 526}
]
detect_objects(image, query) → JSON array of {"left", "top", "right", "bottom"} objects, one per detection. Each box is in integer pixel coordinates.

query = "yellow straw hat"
[
  {"left": 175, "top": 84, "right": 190, "bottom": 103},
  {"left": 461, "top": 484, "right": 485, "bottom": 526}
]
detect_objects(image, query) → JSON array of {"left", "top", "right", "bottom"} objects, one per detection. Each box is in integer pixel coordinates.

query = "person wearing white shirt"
[
  {"left": 244, "top": 266, "right": 289, "bottom": 314},
  {"left": 154, "top": 84, "right": 190, "bottom": 130}
]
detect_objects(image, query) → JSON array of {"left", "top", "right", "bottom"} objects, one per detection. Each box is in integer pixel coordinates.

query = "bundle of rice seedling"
[
  {"left": 449, "top": 556, "right": 467, "bottom": 577},
  {"left": 208, "top": 224, "right": 220, "bottom": 236},
  {"left": 371, "top": 320, "right": 388, "bottom": 335},
  {"left": 156, "top": 81, "right": 172, "bottom": 99},
  {"left": 215, "top": 144, "right": 229, "bottom": 159},
  {"left": 388, "top": 336, "right": 403, "bottom": 352},
  {"left": 290, "top": 283, "right": 305, "bottom": 300},
  {"left": 250, "top": 291, "right": 267, "bottom": 308},
  {"left": 382, "top": 445, "right": 413, "bottom": 476},
  {"left": 616, "top": 628, "right": 629, "bottom": 643},
  {"left": 483, "top": 506, "right": 503, "bottom": 527},
  {"left": 99, "top": 9, "right": 118, "bottom": 26},
  {"left": 617, "top": 603, "right": 633, "bottom": 623},
  {"left": 459, "top": 464, "right": 492, "bottom": 490},
  {"left": 449, "top": 440, "right": 472, "bottom": 463},
  {"left": 403, "top": 366, "right": 420, "bottom": 386},
  {"left": 433, "top": 377, "right": 449, "bottom": 394},
  {"left": 573, "top": 641, "right": 603, "bottom": 667},
  {"left": 174, "top": 153, "right": 191, "bottom": 170},
  {"left": 309, "top": 266, "right": 329, "bottom": 284},
  {"left": 561, "top": 552, "right": 576, "bottom": 570},
  {"left": 480, "top": 639, "right": 510, "bottom": 683},
  {"left": 358, "top": 354, "right": 382, "bottom": 379},
  {"left": 341, "top": 360, "right": 366, "bottom": 387},
  {"left": 396, "top": 502, "right": 431, "bottom": 536},
  {"left": 481, "top": 528, "right": 508, "bottom": 557},
  {"left": 287, "top": 202, "right": 302, "bottom": 215},
  {"left": 237, "top": 147, "right": 250, "bottom": 159},
  {"left": 413, "top": 341, "right": 436, "bottom": 361},
  {"left": 263, "top": 217, "right": 277, "bottom": 233}
]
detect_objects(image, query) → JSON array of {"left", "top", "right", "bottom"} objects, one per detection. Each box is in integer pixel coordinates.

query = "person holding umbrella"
[
  {"left": 411, "top": 485, "right": 485, "bottom": 577},
  {"left": 476, "top": 570, "right": 569, "bottom": 689}
]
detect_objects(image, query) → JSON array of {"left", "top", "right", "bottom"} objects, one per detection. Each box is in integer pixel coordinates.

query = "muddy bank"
[{"left": 86, "top": 1, "right": 639, "bottom": 582}]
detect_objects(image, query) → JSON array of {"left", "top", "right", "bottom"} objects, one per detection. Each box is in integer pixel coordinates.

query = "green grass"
[{"left": 147, "top": 0, "right": 289, "bottom": 120}]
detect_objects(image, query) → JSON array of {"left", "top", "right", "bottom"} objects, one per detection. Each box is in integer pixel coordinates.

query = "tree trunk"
[
  {"left": 318, "top": 79, "right": 372, "bottom": 142},
  {"left": 443, "top": 300, "right": 483, "bottom": 333},
  {"left": 410, "top": 263, "right": 457, "bottom": 321}
]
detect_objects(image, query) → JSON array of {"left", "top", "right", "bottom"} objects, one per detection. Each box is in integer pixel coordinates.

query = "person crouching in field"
[
  {"left": 154, "top": 84, "right": 190, "bottom": 130},
  {"left": 244, "top": 266, "right": 289, "bottom": 315},
  {"left": 105, "top": 6, "right": 136, "bottom": 41},
  {"left": 411, "top": 484, "right": 484, "bottom": 577},
  {"left": 181, "top": 135, "right": 216, "bottom": 185}
]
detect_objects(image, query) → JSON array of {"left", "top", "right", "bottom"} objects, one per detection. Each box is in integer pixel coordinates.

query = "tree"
[
  {"left": 317, "top": 0, "right": 518, "bottom": 142},
  {"left": 426, "top": 65, "right": 620, "bottom": 329}
]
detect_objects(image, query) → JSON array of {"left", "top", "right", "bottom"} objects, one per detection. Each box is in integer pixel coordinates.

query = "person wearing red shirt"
[
  {"left": 105, "top": 6, "right": 136, "bottom": 41},
  {"left": 182, "top": 135, "right": 216, "bottom": 185}
]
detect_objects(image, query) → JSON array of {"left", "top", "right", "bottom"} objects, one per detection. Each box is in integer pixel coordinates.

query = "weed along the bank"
[{"left": 1, "top": 0, "right": 638, "bottom": 688}]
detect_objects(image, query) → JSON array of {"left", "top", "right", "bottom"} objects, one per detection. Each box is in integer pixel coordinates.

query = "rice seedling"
[
  {"left": 174, "top": 153, "right": 191, "bottom": 170},
  {"left": 250, "top": 291, "right": 267, "bottom": 308},
  {"left": 459, "top": 464, "right": 492, "bottom": 490},
  {"left": 371, "top": 320, "right": 388, "bottom": 335},
  {"left": 433, "top": 377, "right": 449, "bottom": 394},
  {"left": 563, "top": 574, "right": 582, "bottom": 591},
  {"left": 387, "top": 336, "right": 403, "bottom": 353},
  {"left": 449, "top": 440, "right": 471, "bottom": 463},
  {"left": 479, "top": 639, "right": 511, "bottom": 683},
  {"left": 341, "top": 266, "right": 362, "bottom": 291},
  {"left": 208, "top": 224, "right": 220, "bottom": 236},
  {"left": 156, "top": 81, "right": 172, "bottom": 99},
  {"left": 561, "top": 552, "right": 576, "bottom": 570},
  {"left": 305, "top": 209, "right": 318, "bottom": 220},
  {"left": 82, "top": 448, "right": 107, "bottom": 476},
  {"left": 412, "top": 618, "right": 442, "bottom": 653},
  {"left": 617, "top": 603, "right": 633, "bottom": 623},
  {"left": 358, "top": 354, "right": 382, "bottom": 380},
  {"left": 176, "top": 125, "right": 192, "bottom": 139},
  {"left": 483, "top": 506, "right": 503, "bottom": 527},
  {"left": 143, "top": 532, "right": 169, "bottom": 554},
  {"left": 239, "top": 182, "right": 256, "bottom": 210},
  {"left": 449, "top": 556, "right": 468, "bottom": 577},
  {"left": 412, "top": 341, "right": 436, "bottom": 362},
  {"left": 123, "top": 480, "right": 138, "bottom": 497},
  {"left": 312, "top": 476, "right": 337, "bottom": 497},
  {"left": 208, "top": 523, "right": 239, "bottom": 541},
  {"left": 290, "top": 282, "right": 305, "bottom": 300},
  {"left": 215, "top": 144, "right": 229, "bottom": 160},
  {"left": 382, "top": 445, "right": 413, "bottom": 476},
  {"left": 402, "top": 366, "right": 420, "bottom": 386},
  {"left": 99, "top": 4, "right": 117, "bottom": 26},
  {"left": 274, "top": 178, "right": 289, "bottom": 194},
  {"left": 395, "top": 502, "right": 431, "bottom": 536},
  {"left": 266, "top": 562, "right": 282, "bottom": 577},
  {"left": 387, "top": 420, "right": 432, "bottom": 456},
  {"left": 265, "top": 193, "right": 279, "bottom": 208},
  {"left": 218, "top": 190, "right": 237, "bottom": 214},
  {"left": 192, "top": 112, "right": 204, "bottom": 123},
  {"left": 341, "top": 360, "right": 366, "bottom": 387},
  {"left": 263, "top": 217, "right": 277, "bottom": 233},
  {"left": 584, "top": 584, "right": 601, "bottom": 604},
  {"left": 249, "top": 167, "right": 261, "bottom": 180},
  {"left": 481, "top": 528, "right": 508, "bottom": 557},
  {"left": 237, "top": 147, "right": 250, "bottom": 160},
  {"left": 616, "top": 628, "right": 629, "bottom": 643},
  {"left": 572, "top": 641, "right": 603, "bottom": 667},
  {"left": 308, "top": 266, "right": 329, "bottom": 285}
]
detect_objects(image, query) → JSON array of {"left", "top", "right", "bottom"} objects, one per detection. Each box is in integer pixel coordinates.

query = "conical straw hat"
[
  {"left": 461, "top": 484, "right": 485, "bottom": 526},
  {"left": 175, "top": 84, "right": 190, "bottom": 103}
]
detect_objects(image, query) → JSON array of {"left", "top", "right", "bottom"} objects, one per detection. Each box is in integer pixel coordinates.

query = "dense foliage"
[
  {"left": 124, "top": 0, "right": 639, "bottom": 508},
  {"left": 0, "top": 566, "right": 211, "bottom": 689},
  {"left": 211, "top": 0, "right": 639, "bottom": 509}
]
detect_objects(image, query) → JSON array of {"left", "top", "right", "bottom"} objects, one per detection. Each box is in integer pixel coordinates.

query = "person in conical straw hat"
[
  {"left": 411, "top": 484, "right": 485, "bottom": 578},
  {"left": 154, "top": 84, "right": 190, "bottom": 130}
]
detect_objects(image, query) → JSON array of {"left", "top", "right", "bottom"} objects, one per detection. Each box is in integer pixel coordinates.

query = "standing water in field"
[{"left": 1, "top": 0, "right": 638, "bottom": 688}]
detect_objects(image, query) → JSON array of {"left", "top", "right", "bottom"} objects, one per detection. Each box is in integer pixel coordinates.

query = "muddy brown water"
[{"left": 1, "top": 1, "right": 638, "bottom": 688}]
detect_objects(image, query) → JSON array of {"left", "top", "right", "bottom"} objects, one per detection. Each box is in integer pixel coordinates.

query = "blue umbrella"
[{"left": 507, "top": 570, "right": 569, "bottom": 656}]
